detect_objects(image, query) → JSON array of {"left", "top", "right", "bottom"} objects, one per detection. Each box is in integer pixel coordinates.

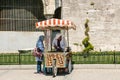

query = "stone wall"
[
  {"left": 43, "top": 0, "right": 55, "bottom": 14},
  {"left": 63, "top": 0, "right": 120, "bottom": 51},
  {"left": 0, "top": 32, "right": 44, "bottom": 53},
  {"left": 0, "top": 0, "right": 55, "bottom": 53}
]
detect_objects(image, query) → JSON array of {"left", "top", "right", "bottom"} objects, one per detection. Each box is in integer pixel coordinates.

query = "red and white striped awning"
[{"left": 35, "top": 18, "right": 76, "bottom": 30}]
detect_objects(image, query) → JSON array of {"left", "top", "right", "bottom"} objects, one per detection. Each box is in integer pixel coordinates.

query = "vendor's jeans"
[{"left": 37, "top": 61, "right": 42, "bottom": 73}]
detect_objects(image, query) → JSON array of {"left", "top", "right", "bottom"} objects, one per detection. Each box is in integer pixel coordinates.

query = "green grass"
[
  {"left": 72, "top": 51, "right": 120, "bottom": 64},
  {"left": 72, "top": 54, "right": 114, "bottom": 64},
  {"left": 0, "top": 52, "right": 36, "bottom": 65},
  {"left": 0, "top": 51, "right": 120, "bottom": 65}
]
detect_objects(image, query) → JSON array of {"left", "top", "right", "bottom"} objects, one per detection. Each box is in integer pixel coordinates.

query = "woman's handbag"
[{"left": 33, "top": 48, "right": 42, "bottom": 57}]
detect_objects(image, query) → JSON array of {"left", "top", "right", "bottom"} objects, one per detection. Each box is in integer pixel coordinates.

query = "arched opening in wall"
[
  {"left": 52, "top": 7, "right": 62, "bottom": 45},
  {"left": 0, "top": 0, "right": 46, "bottom": 31},
  {"left": 53, "top": 7, "right": 61, "bottom": 19}
]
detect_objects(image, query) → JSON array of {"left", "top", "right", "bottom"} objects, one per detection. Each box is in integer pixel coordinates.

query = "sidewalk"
[
  {"left": 1, "top": 64, "right": 120, "bottom": 70},
  {"left": 1, "top": 64, "right": 120, "bottom": 80}
]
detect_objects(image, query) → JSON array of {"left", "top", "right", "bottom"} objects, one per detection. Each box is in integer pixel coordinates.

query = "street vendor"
[{"left": 52, "top": 33, "right": 67, "bottom": 52}]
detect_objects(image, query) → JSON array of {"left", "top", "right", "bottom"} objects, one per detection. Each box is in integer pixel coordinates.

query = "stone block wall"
[
  {"left": 0, "top": 32, "right": 44, "bottom": 53},
  {"left": 63, "top": 0, "right": 120, "bottom": 51}
]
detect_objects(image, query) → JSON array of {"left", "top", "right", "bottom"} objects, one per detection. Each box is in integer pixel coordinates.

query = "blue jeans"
[{"left": 37, "top": 61, "right": 42, "bottom": 73}]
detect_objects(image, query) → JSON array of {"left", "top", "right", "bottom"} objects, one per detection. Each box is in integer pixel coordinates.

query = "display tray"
[{"left": 44, "top": 53, "right": 66, "bottom": 67}]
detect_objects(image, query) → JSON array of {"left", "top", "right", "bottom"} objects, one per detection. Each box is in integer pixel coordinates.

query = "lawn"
[
  {"left": 72, "top": 51, "right": 120, "bottom": 64},
  {"left": 0, "top": 51, "right": 120, "bottom": 65},
  {"left": 0, "top": 52, "right": 36, "bottom": 65}
]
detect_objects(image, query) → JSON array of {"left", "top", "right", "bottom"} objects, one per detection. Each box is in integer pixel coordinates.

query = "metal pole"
[
  {"left": 113, "top": 46, "right": 116, "bottom": 64},
  {"left": 50, "top": 30, "right": 52, "bottom": 51},
  {"left": 113, "top": 50, "right": 116, "bottom": 64},
  {"left": 19, "top": 53, "right": 21, "bottom": 65},
  {"left": 44, "top": 30, "right": 48, "bottom": 52},
  {"left": 67, "top": 27, "right": 69, "bottom": 47}
]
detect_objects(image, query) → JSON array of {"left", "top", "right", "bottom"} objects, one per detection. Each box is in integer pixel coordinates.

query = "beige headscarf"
[
  {"left": 52, "top": 33, "right": 67, "bottom": 51},
  {"left": 55, "top": 33, "right": 62, "bottom": 39}
]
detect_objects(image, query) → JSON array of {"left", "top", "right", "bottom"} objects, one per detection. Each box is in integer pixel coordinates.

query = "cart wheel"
[
  {"left": 68, "top": 60, "right": 72, "bottom": 74},
  {"left": 52, "top": 59, "right": 57, "bottom": 77}
]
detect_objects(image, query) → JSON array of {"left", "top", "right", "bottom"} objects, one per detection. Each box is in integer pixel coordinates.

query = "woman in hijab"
[
  {"left": 52, "top": 33, "right": 67, "bottom": 52},
  {"left": 34, "top": 35, "right": 44, "bottom": 74}
]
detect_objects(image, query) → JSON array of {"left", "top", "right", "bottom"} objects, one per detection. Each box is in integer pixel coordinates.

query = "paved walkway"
[
  {"left": 1, "top": 64, "right": 120, "bottom": 70},
  {"left": 0, "top": 64, "right": 120, "bottom": 80}
]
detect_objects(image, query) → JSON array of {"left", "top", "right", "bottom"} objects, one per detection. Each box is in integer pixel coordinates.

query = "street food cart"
[{"left": 35, "top": 18, "right": 76, "bottom": 77}]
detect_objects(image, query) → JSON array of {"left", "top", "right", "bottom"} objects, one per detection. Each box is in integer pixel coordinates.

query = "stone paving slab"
[
  {"left": 74, "top": 64, "right": 120, "bottom": 69},
  {"left": 0, "top": 68, "right": 120, "bottom": 80},
  {"left": 1, "top": 64, "right": 120, "bottom": 80},
  {"left": 0, "top": 65, "right": 36, "bottom": 70},
  {"left": 1, "top": 64, "right": 120, "bottom": 70}
]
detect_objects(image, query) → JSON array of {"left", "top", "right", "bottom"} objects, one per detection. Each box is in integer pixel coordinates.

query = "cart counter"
[{"left": 44, "top": 52, "right": 66, "bottom": 68}]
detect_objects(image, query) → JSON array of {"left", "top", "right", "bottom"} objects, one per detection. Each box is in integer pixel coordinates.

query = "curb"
[
  {"left": 0, "top": 64, "right": 120, "bottom": 70},
  {"left": 0, "top": 65, "right": 36, "bottom": 70},
  {"left": 73, "top": 64, "right": 120, "bottom": 69}
]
